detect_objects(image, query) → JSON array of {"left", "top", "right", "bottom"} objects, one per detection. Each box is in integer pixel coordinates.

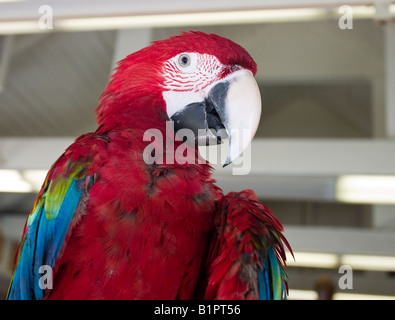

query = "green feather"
[
  {"left": 44, "top": 164, "right": 83, "bottom": 220},
  {"left": 268, "top": 248, "right": 282, "bottom": 300}
]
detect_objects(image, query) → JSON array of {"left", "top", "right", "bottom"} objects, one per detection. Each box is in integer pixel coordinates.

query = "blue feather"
[
  {"left": 268, "top": 247, "right": 281, "bottom": 300},
  {"left": 8, "top": 177, "right": 85, "bottom": 300},
  {"left": 258, "top": 254, "right": 270, "bottom": 300},
  {"left": 258, "top": 247, "right": 287, "bottom": 300}
]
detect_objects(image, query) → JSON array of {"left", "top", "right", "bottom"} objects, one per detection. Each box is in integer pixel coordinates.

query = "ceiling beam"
[
  {"left": 1, "top": 137, "right": 395, "bottom": 202},
  {"left": 2, "top": 214, "right": 394, "bottom": 256},
  {"left": 0, "top": 137, "right": 72, "bottom": 170},
  {"left": 211, "top": 138, "right": 395, "bottom": 176},
  {"left": 2, "top": 137, "right": 395, "bottom": 174},
  {"left": 284, "top": 225, "right": 395, "bottom": 256}
]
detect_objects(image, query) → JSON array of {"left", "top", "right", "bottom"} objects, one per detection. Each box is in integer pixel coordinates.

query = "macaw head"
[{"left": 98, "top": 31, "right": 261, "bottom": 165}]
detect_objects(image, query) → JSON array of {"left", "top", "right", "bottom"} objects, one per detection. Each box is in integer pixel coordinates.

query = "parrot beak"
[{"left": 170, "top": 69, "right": 261, "bottom": 166}]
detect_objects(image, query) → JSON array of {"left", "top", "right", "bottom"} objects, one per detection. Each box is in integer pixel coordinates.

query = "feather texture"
[
  {"left": 8, "top": 170, "right": 86, "bottom": 299},
  {"left": 204, "top": 190, "right": 291, "bottom": 300},
  {"left": 7, "top": 134, "right": 106, "bottom": 299}
]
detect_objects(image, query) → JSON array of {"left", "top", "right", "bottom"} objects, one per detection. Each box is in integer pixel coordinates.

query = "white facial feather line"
[{"left": 162, "top": 53, "right": 224, "bottom": 93}]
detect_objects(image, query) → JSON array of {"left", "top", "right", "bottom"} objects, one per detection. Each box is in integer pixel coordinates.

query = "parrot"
[{"left": 7, "top": 31, "right": 291, "bottom": 300}]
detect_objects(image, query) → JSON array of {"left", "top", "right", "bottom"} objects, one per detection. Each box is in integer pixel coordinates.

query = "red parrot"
[{"left": 7, "top": 31, "right": 291, "bottom": 300}]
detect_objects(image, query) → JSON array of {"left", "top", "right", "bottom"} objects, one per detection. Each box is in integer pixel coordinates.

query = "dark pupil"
[{"left": 181, "top": 56, "right": 189, "bottom": 64}]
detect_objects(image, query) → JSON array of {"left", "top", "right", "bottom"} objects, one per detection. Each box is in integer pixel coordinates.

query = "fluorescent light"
[
  {"left": 286, "top": 251, "right": 339, "bottom": 269},
  {"left": 22, "top": 170, "right": 48, "bottom": 192},
  {"left": 334, "top": 292, "right": 395, "bottom": 300},
  {"left": 0, "top": 21, "right": 43, "bottom": 35},
  {"left": 0, "top": 169, "right": 33, "bottom": 193},
  {"left": 352, "top": 4, "right": 395, "bottom": 19},
  {"left": 349, "top": 5, "right": 375, "bottom": 19},
  {"left": 287, "top": 251, "right": 395, "bottom": 272},
  {"left": 288, "top": 289, "right": 317, "bottom": 300},
  {"left": 336, "top": 175, "right": 395, "bottom": 204},
  {"left": 41, "top": 5, "right": 395, "bottom": 33},
  {"left": 341, "top": 254, "right": 395, "bottom": 272},
  {"left": 55, "top": 9, "right": 325, "bottom": 32},
  {"left": 0, "top": 8, "right": 330, "bottom": 35},
  {"left": 289, "top": 289, "right": 395, "bottom": 300},
  {"left": 0, "top": 169, "right": 47, "bottom": 193}
]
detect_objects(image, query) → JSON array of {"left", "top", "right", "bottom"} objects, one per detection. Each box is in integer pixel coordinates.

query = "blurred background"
[{"left": 1, "top": 0, "right": 395, "bottom": 300}]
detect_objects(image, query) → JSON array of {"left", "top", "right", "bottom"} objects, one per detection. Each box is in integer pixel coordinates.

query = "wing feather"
[
  {"left": 204, "top": 189, "right": 292, "bottom": 300},
  {"left": 7, "top": 133, "right": 106, "bottom": 300},
  {"left": 7, "top": 168, "right": 88, "bottom": 300}
]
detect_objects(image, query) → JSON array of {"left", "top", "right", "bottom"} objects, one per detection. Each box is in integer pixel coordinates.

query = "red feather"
[
  {"left": 47, "top": 126, "right": 218, "bottom": 299},
  {"left": 203, "top": 191, "right": 291, "bottom": 300}
]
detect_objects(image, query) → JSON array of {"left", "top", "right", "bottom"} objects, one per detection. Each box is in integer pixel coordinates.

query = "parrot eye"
[{"left": 178, "top": 54, "right": 191, "bottom": 67}]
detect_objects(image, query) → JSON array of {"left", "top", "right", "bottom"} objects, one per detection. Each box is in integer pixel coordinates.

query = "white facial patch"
[
  {"left": 161, "top": 52, "right": 224, "bottom": 118},
  {"left": 163, "top": 90, "right": 205, "bottom": 119}
]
